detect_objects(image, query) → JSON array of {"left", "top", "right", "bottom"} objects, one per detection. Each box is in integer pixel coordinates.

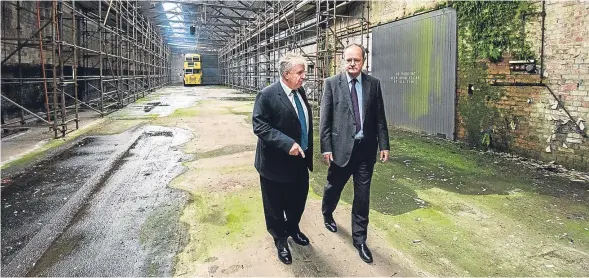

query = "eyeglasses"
[{"left": 344, "top": 58, "right": 363, "bottom": 65}]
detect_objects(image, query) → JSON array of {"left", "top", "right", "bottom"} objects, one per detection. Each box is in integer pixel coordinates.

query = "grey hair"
[{"left": 279, "top": 52, "right": 307, "bottom": 78}]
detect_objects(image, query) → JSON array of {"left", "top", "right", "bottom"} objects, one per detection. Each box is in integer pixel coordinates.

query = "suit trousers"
[
  {"left": 322, "top": 140, "right": 375, "bottom": 245},
  {"left": 260, "top": 172, "right": 309, "bottom": 244}
]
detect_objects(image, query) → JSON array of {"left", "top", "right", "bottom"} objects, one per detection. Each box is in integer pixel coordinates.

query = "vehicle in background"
[{"left": 184, "top": 53, "right": 201, "bottom": 86}]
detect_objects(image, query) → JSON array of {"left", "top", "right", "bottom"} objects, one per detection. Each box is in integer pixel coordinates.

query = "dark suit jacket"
[
  {"left": 253, "top": 81, "right": 313, "bottom": 183},
  {"left": 320, "top": 72, "right": 390, "bottom": 167}
]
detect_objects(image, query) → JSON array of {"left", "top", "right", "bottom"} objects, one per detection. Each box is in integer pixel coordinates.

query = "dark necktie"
[
  {"left": 350, "top": 79, "right": 361, "bottom": 134},
  {"left": 292, "top": 90, "right": 308, "bottom": 150}
]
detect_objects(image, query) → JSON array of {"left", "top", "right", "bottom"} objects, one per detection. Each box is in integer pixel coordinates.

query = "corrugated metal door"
[{"left": 372, "top": 8, "right": 457, "bottom": 139}]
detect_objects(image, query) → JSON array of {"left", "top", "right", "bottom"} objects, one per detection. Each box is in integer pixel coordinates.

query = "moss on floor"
[
  {"left": 169, "top": 106, "right": 202, "bottom": 118},
  {"left": 89, "top": 119, "right": 148, "bottom": 135},
  {"left": 173, "top": 188, "right": 265, "bottom": 275},
  {"left": 309, "top": 128, "right": 589, "bottom": 276}
]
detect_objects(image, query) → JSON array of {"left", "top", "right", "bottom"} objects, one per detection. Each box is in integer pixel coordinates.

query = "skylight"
[
  {"left": 170, "top": 22, "right": 184, "bottom": 28},
  {"left": 162, "top": 3, "right": 184, "bottom": 22},
  {"left": 162, "top": 2, "right": 178, "bottom": 11}
]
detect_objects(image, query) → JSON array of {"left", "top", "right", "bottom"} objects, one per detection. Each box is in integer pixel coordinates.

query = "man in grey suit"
[
  {"left": 252, "top": 52, "right": 313, "bottom": 265},
  {"left": 319, "top": 44, "right": 390, "bottom": 263}
]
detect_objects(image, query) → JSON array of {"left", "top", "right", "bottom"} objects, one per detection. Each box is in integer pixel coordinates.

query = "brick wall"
[
  {"left": 482, "top": 1, "right": 589, "bottom": 169},
  {"left": 536, "top": 0, "right": 589, "bottom": 169},
  {"left": 1, "top": 1, "right": 53, "bottom": 65}
]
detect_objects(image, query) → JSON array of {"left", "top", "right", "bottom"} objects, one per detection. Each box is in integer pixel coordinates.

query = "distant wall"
[{"left": 201, "top": 54, "right": 220, "bottom": 85}]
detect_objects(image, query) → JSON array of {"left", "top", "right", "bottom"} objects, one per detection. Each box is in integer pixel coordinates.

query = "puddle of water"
[
  {"left": 111, "top": 89, "right": 201, "bottom": 119},
  {"left": 26, "top": 126, "right": 192, "bottom": 276},
  {"left": 0, "top": 135, "right": 122, "bottom": 267}
]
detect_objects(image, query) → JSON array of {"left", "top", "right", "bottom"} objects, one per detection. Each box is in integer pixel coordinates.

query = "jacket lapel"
[
  {"left": 276, "top": 82, "right": 297, "bottom": 118},
  {"left": 338, "top": 73, "right": 355, "bottom": 120},
  {"left": 361, "top": 72, "right": 370, "bottom": 123}
]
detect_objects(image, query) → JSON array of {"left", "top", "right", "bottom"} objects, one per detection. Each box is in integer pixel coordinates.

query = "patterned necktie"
[
  {"left": 350, "top": 79, "right": 361, "bottom": 133},
  {"left": 292, "top": 90, "right": 308, "bottom": 150}
]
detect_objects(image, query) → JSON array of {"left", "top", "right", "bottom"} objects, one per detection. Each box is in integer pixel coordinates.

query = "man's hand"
[
  {"left": 289, "top": 143, "right": 305, "bottom": 158},
  {"left": 323, "top": 152, "right": 333, "bottom": 165},
  {"left": 380, "top": 150, "right": 389, "bottom": 162}
]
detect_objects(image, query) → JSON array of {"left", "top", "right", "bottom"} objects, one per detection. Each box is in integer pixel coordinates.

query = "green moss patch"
[
  {"left": 174, "top": 189, "right": 265, "bottom": 274},
  {"left": 310, "top": 127, "right": 589, "bottom": 276}
]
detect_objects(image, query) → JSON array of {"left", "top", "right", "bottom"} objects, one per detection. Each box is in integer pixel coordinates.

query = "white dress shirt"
[{"left": 280, "top": 79, "right": 309, "bottom": 133}]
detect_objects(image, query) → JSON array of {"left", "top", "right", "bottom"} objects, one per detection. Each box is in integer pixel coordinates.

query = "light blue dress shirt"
[{"left": 346, "top": 73, "right": 364, "bottom": 139}]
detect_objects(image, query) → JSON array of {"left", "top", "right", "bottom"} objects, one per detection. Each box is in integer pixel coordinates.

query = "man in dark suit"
[
  {"left": 252, "top": 52, "right": 313, "bottom": 265},
  {"left": 319, "top": 44, "right": 390, "bottom": 263}
]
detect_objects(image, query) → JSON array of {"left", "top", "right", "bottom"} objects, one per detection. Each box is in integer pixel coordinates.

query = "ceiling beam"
[
  {"left": 162, "top": 1, "right": 263, "bottom": 12},
  {"left": 164, "top": 20, "right": 241, "bottom": 28},
  {"left": 141, "top": 11, "right": 255, "bottom": 21}
]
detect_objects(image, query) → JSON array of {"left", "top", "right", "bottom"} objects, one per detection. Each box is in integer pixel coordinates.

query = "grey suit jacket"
[{"left": 319, "top": 72, "right": 390, "bottom": 167}]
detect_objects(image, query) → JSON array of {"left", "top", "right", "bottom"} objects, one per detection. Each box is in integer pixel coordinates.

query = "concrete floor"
[
  {"left": 1, "top": 85, "right": 588, "bottom": 277},
  {"left": 1, "top": 111, "right": 104, "bottom": 168}
]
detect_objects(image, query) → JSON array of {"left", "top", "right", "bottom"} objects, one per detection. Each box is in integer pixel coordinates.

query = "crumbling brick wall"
[{"left": 479, "top": 1, "right": 589, "bottom": 169}]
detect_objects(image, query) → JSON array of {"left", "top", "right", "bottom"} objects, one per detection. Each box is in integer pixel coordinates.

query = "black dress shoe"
[
  {"left": 323, "top": 215, "right": 337, "bottom": 233},
  {"left": 276, "top": 240, "right": 292, "bottom": 265},
  {"left": 354, "top": 243, "right": 373, "bottom": 263},
  {"left": 290, "top": 231, "right": 310, "bottom": 246}
]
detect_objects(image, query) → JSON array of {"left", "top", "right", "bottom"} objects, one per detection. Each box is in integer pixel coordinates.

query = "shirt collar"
[
  {"left": 280, "top": 78, "right": 296, "bottom": 96},
  {"left": 346, "top": 73, "right": 362, "bottom": 84}
]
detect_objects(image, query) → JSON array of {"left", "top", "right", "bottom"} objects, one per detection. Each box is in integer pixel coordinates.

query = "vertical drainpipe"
[
  {"left": 17, "top": 0, "right": 25, "bottom": 125},
  {"left": 540, "top": 0, "right": 546, "bottom": 84},
  {"left": 51, "top": 0, "right": 59, "bottom": 137},
  {"left": 99, "top": 0, "right": 104, "bottom": 115},
  {"left": 72, "top": 0, "right": 79, "bottom": 129},
  {"left": 58, "top": 0, "right": 67, "bottom": 137}
]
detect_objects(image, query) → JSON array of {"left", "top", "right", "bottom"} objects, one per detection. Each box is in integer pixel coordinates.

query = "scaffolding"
[
  {"left": 218, "top": 0, "right": 370, "bottom": 115},
  {"left": 1, "top": 0, "right": 171, "bottom": 138}
]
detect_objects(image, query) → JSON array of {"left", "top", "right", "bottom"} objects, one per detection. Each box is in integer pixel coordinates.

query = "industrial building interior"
[
  {"left": 2, "top": 0, "right": 589, "bottom": 277},
  {"left": 1, "top": 0, "right": 369, "bottom": 137}
]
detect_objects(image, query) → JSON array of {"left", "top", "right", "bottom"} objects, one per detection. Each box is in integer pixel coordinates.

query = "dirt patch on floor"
[
  {"left": 160, "top": 87, "right": 422, "bottom": 276},
  {"left": 182, "top": 199, "right": 422, "bottom": 277},
  {"left": 175, "top": 151, "right": 258, "bottom": 193},
  {"left": 154, "top": 100, "right": 255, "bottom": 154},
  {"left": 144, "top": 85, "right": 589, "bottom": 277}
]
